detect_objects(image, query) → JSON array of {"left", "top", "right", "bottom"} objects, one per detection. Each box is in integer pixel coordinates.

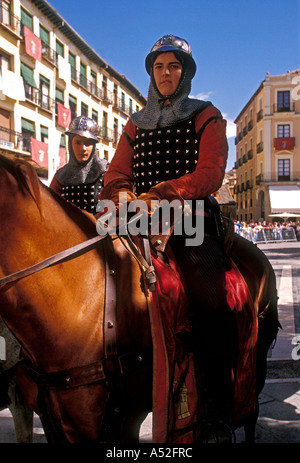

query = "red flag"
[
  {"left": 58, "top": 147, "right": 66, "bottom": 169},
  {"left": 24, "top": 26, "right": 42, "bottom": 62},
  {"left": 31, "top": 137, "right": 48, "bottom": 168},
  {"left": 57, "top": 102, "right": 72, "bottom": 129}
]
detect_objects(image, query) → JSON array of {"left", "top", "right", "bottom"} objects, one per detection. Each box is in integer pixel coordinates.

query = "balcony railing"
[
  {"left": 24, "top": 83, "right": 55, "bottom": 111},
  {"left": 273, "top": 103, "right": 295, "bottom": 113},
  {"left": 256, "top": 141, "right": 264, "bottom": 153},
  {"left": 0, "top": 125, "right": 34, "bottom": 153},
  {"left": 274, "top": 137, "right": 295, "bottom": 150},
  {"left": 247, "top": 120, "right": 253, "bottom": 131},
  {"left": 113, "top": 96, "right": 133, "bottom": 116},
  {"left": 0, "top": 3, "right": 21, "bottom": 36},
  {"left": 257, "top": 109, "right": 263, "bottom": 122}
]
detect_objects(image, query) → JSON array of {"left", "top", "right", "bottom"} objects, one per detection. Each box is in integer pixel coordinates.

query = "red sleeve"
[
  {"left": 168, "top": 105, "right": 228, "bottom": 199},
  {"left": 103, "top": 119, "right": 136, "bottom": 186},
  {"left": 49, "top": 174, "right": 63, "bottom": 195}
]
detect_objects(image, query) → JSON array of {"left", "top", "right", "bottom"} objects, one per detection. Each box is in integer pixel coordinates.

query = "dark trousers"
[{"left": 170, "top": 233, "right": 238, "bottom": 420}]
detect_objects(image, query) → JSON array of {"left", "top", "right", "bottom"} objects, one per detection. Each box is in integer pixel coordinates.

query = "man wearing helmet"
[
  {"left": 50, "top": 115, "right": 108, "bottom": 214},
  {"left": 100, "top": 35, "right": 236, "bottom": 442}
]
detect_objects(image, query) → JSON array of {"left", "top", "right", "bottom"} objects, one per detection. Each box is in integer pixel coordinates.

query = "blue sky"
[{"left": 49, "top": 0, "right": 300, "bottom": 170}]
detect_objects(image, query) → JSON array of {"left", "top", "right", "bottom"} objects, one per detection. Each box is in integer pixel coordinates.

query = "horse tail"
[{"left": 14, "top": 158, "right": 44, "bottom": 219}]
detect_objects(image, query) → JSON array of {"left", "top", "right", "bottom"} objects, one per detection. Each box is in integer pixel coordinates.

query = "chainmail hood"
[
  {"left": 56, "top": 135, "right": 108, "bottom": 185},
  {"left": 131, "top": 57, "right": 211, "bottom": 130}
]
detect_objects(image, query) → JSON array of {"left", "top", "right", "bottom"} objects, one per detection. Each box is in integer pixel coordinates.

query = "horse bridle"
[{"left": 0, "top": 226, "right": 156, "bottom": 388}]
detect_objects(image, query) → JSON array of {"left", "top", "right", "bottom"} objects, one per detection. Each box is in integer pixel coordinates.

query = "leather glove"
[
  {"left": 137, "top": 181, "right": 185, "bottom": 216},
  {"left": 99, "top": 178, "right": 137, "bottom": 213}
]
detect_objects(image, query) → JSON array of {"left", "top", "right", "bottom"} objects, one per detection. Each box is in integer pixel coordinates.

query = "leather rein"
[{"left": 0, "top": 224, "right": 156, "bottom": 390}]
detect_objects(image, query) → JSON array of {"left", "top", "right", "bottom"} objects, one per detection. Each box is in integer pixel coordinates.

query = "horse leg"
[
  {"left": 243, "top": 400, "right": 259, "bottom": 443},
  {"left": 8, "top": 376, "right": 33, "bottom": 443}
]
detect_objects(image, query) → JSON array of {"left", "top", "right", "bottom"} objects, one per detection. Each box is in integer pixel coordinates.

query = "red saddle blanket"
[{"left": 148, "top": 249, "right": 258, "bottom": 443}]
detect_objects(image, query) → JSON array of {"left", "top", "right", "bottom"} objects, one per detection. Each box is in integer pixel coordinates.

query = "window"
[
  {"left": 69, "top": 94, "right": 77, "bottom": 119},
  {"left": 69, "top": 52, "right": 76, "bottom": 79},
  {"left": 55, "top": 87, "right": 64, "bottom": 113},
  {"left": 40, "top": 126, "right": 48, "bottom": 143},
  {"left": 81, "top": 102, "right": 88, "bottom": 116},
  {"left": 21, "top": 7, "right": 33, "bottom": 31},
  {"left": 121, "top": 92, "right": 125, "bottom": 111},
  {"left": 91, "top": 109, "right": 98, "bottom": 123},
  {"left": 21, "top": 63, "right": 38, "bottom": 100},
  {"left": 1, "top": 0, "right": 11, "bottom": 28},
  {"left": 80, "top": 62, "right": 87, "bottom": 88},
  {"left": 129, "top": 99, "right": 133, "bottom": 115},
  {"left": 39, "top": 75, "right": 50, "bottom": 110},
  {"left": 277, "top": 124, "right": 290, "bottom": 138},
  {"left": 0, "top": 51, "right": 11, "bottom": 72},
  {"left": 21, "top": 118, "right": 35, "bottom": 152},
  {"left": 56, "top": 40, "right": 64, "bottom": 57},
  {"left": 278, "top": 159, "right": 290, "bottom": 181},
  {"left": 102, "top": 111, "right": 108, "bottom": 138},
  {"left": 39, "top": 25, "right": 49, "bottom": 45},
  {"left": 277, "top": 91, "right": 290, "bottom": 111}
]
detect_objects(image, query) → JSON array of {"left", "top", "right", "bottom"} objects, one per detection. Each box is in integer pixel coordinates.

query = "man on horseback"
[
  {"left": 50, "top": 115, "right": 108, "bottom": 214},
  {"left": 99, "top": 35, "right": 237, "bottom": 442}
]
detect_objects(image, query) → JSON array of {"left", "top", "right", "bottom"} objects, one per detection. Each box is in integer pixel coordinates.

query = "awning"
[
  {"left": 21, "top": 63, "right": 38, "bottom": 89},
  {"left": 269, "top": 185, "right": 300, "bottom": 214}
]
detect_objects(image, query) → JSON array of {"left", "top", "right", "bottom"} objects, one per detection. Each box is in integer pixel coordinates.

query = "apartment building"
[
  {"left": 234, "top": 69, "right": 300, "bottom": 222},
  {"left": 0, "top": 0, "right": 146, "bottom": 183}
]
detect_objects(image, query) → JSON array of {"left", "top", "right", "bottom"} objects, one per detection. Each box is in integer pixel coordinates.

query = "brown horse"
[{"left": 0, "top": 155, "right": 279, "bottom": 443}]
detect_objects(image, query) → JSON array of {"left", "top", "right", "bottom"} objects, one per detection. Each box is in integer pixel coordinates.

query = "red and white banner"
[
  {"left": 24, "top": 26, "right": 42, "bottom": 62},
  {"left": 57, "top": 102, "right": 72, "bottom": 129},
  {"left": 31, "top": 137, "right": 48, "bottom": 168},
  {"left": 58, "top": 147, "right": 67, "bottom": 169}
]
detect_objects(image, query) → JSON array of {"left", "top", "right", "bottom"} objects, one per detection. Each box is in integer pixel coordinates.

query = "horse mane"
[
  {"left": 0, "top": 154, "right": 43, "bottom": 217},
  {"left": 0, "top": 154, "right": 97, "bottom": 234}
]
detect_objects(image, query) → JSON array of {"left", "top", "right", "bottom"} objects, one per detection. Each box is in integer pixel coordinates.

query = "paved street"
[{"left": 0, "top": 241, "right": 299, "bottom": 444}]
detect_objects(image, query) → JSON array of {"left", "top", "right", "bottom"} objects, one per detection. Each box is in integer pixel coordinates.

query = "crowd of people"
[{"left": 234, "top": 220, "right": 300, "bottom": 243}]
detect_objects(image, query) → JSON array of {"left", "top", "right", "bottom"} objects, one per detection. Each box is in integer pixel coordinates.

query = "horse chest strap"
[{"left": 104, "top": 238, "right": 117, "bottom": 358}]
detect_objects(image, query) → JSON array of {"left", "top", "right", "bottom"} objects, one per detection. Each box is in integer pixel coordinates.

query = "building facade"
[
  {"left": 234, "top": 69, "right": 300, "bottom": 223},
  {"left": 0, "top": 0, "right": 146, "bottom": 184}
]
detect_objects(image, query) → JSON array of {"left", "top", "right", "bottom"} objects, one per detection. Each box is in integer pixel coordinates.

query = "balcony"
[
  {"left": 257, "top": 109, "right": 263, "bottom": 122},
  {"left": 257, "top": 141, "right": 264, "bottom": 153},
  {"left": 113, "top": 96, "right": 133, "bottom": 116},
  {"left": 243, "top": 153, "right": 248, "bottom": 164},
  {"left": 273, "top": 103, "right": 295, "bottom": 113},
  {"left": 247, "top": 120, "right": 253, "bottom": 131},
  {"left": 41, "top": 41, "right": 58, "bottom": 66},
  {"left": 247, "top": 149, "right": 253, "bottom": 159},
  {"left": 0, "top": 3, "right": 21, "bottom": 37},
  {"left": 24, "top": 83, "right": 55, "bottom": 112},
  {"left": 0, "top": 125, "right": 36, "bottom": 153},
  {"left": 256, "top": 173, "right": 263, "bottom": 185},
  {"left": 274, "top": 137, "right": 295, "bottom": 150}
]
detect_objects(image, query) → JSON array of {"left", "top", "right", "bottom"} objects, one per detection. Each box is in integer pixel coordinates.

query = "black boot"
[{"left": 194, "top": 360, "right": 235, "bottom": 443}]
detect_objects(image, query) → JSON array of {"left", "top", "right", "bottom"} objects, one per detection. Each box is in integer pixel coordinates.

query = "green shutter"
[
  {"left": 39, "top": 25, "right": 49, "bottom": 44},
  {"left": 21, "top": 63, "right": 38, "bottom": 88},
  {"left": 40, "top": 75, "right": 50, "bottom": 86},
  {"left": 40, "top": 126, "right": 48, "bottom": 137},
  {"left": 55, "top": 87, "right": 64, "bottom": 103},
  {"left": 56, "top": 40, "right": 64, "bottom": 57},
  {"left": 21, "top": 7, "right": 33, "bottom": 30},
  {"left": 69, "top": 53, "right": 75, "bottom": 68},
  {"left": 21, "top": 118, "right": 35, "bottom": 133}
]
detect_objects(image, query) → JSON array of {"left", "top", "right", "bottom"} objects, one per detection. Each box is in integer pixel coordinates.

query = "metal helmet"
[
  {"left": 145, "top": 34, "right": 196, "bottom": 77},
  {"left": 65, "top": 115, "right": 100, "bottom": 141}
]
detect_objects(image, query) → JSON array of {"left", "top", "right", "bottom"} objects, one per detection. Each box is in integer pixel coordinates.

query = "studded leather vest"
[
  {"left": 132, "top": 118, "right": 198, "bottom": 195},
  {"left": 61, "top": 180, "right": 102, "bottom": 213}
]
